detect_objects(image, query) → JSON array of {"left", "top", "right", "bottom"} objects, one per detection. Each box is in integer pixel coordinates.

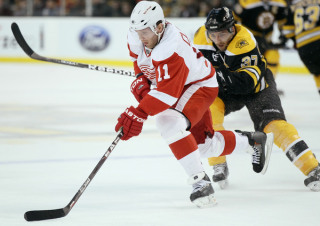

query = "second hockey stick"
[
  {"left": 24, "top": 129, "right": 123, "bottom": 221},
  {"left": 11, "top": 22, "right": 135, "bottom": 77}
]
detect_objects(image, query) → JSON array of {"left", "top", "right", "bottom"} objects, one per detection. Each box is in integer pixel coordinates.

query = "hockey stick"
[
  {"left": 11, "top": 22, "right": 135, "bottom": 77},
  {"left": 24, "top": 129, "right": 123, "bottom": 221}
]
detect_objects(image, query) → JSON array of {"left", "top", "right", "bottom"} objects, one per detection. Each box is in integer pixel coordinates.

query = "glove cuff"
[{"left": 132, "top": 106, "right": 148, "bottom": 119}]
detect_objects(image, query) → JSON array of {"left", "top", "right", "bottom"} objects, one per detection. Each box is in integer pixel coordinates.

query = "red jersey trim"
[
  {"left": 169, "top": 134, "right": 198, "bottom": 160},
  {"left": 219, "top": 131, "right": 236, "bottom": 156},
  {"left": 138, "top": 94, "right": 170, "bottom": 116},
  {"left": 128, "top": 43, "right": 138, "bottom": 59}
]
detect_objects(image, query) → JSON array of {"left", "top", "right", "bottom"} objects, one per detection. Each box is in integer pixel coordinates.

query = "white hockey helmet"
[{"left": 130, "top": 1, "right": 165, "bottom": 33}]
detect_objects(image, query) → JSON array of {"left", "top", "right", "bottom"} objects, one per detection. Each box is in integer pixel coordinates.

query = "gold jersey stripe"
[
  {"left": 296, "top": 27, "right": 320, "bottom": 48},
  {"left": 237, "top": 68, "right": 259, "bottom": 86},
  {"left": 238, "top": 0, "right": 286, "bottom": 8}
]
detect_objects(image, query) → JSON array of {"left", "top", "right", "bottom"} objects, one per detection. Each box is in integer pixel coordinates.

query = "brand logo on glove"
[
  {"left": 130, "top": 77, "right": 144, "bottom": 92},
  {"left": 125, "top": 109, "right": 146, "bottom": 122},
  {"left": 138, "top": 84, "right": 145, "bottom": 90},
  {"left": 217, "top": 71, "right": 225, "bottom": 81}
]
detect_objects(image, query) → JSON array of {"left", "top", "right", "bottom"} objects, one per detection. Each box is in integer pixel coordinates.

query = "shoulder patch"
[
  {"left": 227, "top": 24, "right": 256, "bottom": 55},
  {"left": 235, "top": 39, "right": 249, "bottom": 49}
]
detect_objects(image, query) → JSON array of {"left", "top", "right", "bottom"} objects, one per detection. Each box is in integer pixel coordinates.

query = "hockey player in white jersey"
[{"left": 114, "top": 1, "right": 274, "bottom": 208}]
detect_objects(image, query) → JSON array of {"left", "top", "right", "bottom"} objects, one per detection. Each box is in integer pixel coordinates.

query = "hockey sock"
[
  {"left": 264, "top": 120, "right": 319, "bottom": 175},
  {"left": 208, "top": 156, "right": 227, "bottom": 166},
  {"left": 208, "top": 97, "right": 227, "bottom": 166},
  {"left": 169, "top": 133, "right": 204, "bottom": 176}
]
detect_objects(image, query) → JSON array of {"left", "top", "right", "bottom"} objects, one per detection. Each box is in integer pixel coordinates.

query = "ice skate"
[
  {"left": 189, "top": 172, "right": 217, "bottom": 208},
  {"left": 236, "top": 130, "right": 274, "bottom": 174},
  {"left": 212, "top": 162, "right": 229, "bottom": 189},
  {"left": 304, "top": 165, "right": 320, "bottom": 192}
]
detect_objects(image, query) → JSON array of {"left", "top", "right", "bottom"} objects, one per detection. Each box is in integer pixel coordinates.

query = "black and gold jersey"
[
  {"left": 233, "top": 0, "right": 287, "bottom": 41},
  {"left": 282, "top": 0, "right": 320, "bottom": 48},
  {"left": 193, "top": 24, "right": 268, "bottom": 94}
]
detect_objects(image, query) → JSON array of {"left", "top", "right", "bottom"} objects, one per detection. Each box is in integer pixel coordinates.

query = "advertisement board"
[{"left": 0, "top": 17, "right": 306, "bottom": 73}]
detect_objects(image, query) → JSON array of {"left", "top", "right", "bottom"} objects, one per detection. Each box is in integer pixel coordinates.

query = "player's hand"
[
  {"left": 216, "top": 64, "right": 233, "bottom": 92},
  {"left": 130, "top": 74, "right": 150, "bottom": 102},
  {"left": 115, "top": 106, "right": 148, "bottom": 141},
  {"left": 216, "top": 64, "right": 255, "bottom": 95}
]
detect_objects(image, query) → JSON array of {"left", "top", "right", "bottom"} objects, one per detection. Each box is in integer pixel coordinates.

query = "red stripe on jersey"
[
  {"left": 138, "top": 94, "right": 170, "bottom": 116},
  {"left": 133, "top": 61, "right": 142, "bottom": 75},
  {"left": 192, "top": 47, "right": 204, "bottom": 59},
  {"left": 219, "top": 131, "right": 236, "bottom": 156},
  {"left": 169, "top": 134, "right": 198, "bottom": 160},
  {"left": 128, "top": 43, "right": 138, "bottom": 59}
]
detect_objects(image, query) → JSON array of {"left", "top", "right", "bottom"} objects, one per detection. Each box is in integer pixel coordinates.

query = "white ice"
[{"left": 0, "top": 63, "right": 319, "bottom": 226}]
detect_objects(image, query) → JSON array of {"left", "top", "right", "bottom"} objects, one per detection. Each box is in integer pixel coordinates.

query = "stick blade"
[
  {"left": 11, "top": 22, "right": 34, "bottom": 56},
  {"left": 24, "top": 207, "right": 69, "bottom": 221}
]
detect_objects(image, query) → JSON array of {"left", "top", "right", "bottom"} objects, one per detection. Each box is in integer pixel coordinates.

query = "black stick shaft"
[
  {"left": 11, "top": 22, "right": 135, "bottom": 77},
  {"left": 24, "top": 130, "right": 123, "bottom": 221},
  {"left": 66, "top": 131, "right": 123, "bottom": 210}
]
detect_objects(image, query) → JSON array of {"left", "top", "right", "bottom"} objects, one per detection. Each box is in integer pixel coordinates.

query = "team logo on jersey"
[
  {"left": 140, "top": 65, "right": 156, "bottom": 81},
  {"left": 257, "top": 12, "right": 275, "bottom": 29},
  {"left": 212, "top": 53, "right": 220, "bottom": 61},
  {"left": 236, "top": 39, "right": 249, "bottom": 49}
]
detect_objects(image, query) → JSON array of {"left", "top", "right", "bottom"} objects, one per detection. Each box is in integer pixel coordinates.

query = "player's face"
[
  {"left": 208, "top": 29, "right": 234, "bottom": 51},
  {"left": 136, "top": 27, "right": 158, "bottom": 49}
]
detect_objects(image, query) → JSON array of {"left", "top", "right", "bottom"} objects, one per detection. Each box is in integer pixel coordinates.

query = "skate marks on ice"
[{"left": 0, "top": 64, "right": 319, "bottom": 226}]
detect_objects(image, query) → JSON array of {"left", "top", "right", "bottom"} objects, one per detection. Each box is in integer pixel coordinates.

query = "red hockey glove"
[
  {"left": 115, "top": 106, "right": 148, "bottom": 141},
  {"left": 130, "top": 74, "right": 150, "bottom": 102}
]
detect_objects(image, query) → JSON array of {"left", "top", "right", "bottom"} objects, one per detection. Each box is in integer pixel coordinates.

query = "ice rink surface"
[{"left": 0, "top": 63, "right": 319, "bottom": 226}]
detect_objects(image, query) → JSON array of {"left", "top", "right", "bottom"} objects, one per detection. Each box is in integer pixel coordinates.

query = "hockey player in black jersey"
[
  {"left": 282, "top": 0, "right": 320, "bottom": 96},
  {"left": 193, "top": 7, "right": 320, "bottom": 191},
  {"left": 233, "top": 0, "right": 288, "bottom": 81}
]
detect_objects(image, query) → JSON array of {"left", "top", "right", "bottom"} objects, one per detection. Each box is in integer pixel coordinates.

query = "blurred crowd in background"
[{"left": 0, "top": 0, "right": 235, "bottom": 17}]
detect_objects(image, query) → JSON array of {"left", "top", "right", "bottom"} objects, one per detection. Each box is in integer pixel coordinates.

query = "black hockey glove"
[
  {"left": 216, "top": 64, "right": 254, "bottom": 95},
  {"left": 216, "top": 63, "right": 239, "bottom": 92}
]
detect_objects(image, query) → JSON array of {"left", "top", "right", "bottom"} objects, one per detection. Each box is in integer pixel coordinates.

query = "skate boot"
[
  {"left": 188, "top": 172, "right": 217, "bottom": 208},
  {"left": 304, "top": 165, "right": 320, "bottom": 192},
  {"left": 212, "top": 162, "right": 229, "bottom": 189},
  {"left": 236, "top": 130, "right": 274, "bottom": 174}
]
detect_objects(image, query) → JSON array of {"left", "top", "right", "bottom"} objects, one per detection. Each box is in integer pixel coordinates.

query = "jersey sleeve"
[
  {"left": 138, "top": 52, "right": 189, "bottom": 116},
  {"left": 228, "top": 48, "right": 268, "bottom": 94}
]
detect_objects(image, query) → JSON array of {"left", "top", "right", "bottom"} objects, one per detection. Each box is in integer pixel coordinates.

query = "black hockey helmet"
[{"left": 205, "top": 7, "right": 235, "bottom": 33}]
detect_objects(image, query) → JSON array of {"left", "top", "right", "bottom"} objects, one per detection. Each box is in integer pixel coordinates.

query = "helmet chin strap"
[
  {"left": 151, "top": 23, "right": 166, "bottom": 48},
  {"left": 155, "top": 28, "right": 165, "bottom": 43}
]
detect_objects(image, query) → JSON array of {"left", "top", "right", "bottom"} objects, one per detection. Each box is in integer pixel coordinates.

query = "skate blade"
[
  {"left": 307, "top": 180, "right": 320, "bottom": 192},
  {"left": 192, "top": 194, "right": 217, "bottom": 208},
  {"left": 261, "top": 132, "right": 274, "bottom": 175},
  {"left": 218, "top": 179, "right": 229, "bottom": 189}
]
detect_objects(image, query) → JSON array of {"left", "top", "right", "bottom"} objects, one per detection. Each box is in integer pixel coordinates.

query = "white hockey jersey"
[{"left": 127, "top": 22, "right": 218, "bottom": 116}]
